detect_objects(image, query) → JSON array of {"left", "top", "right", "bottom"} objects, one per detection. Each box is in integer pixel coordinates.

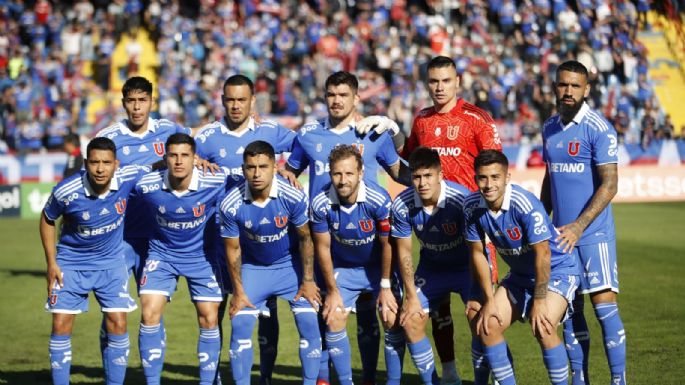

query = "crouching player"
[
  {"left": 463, "top": 150, "right": 580, "bottom": 385},
  {"left": 310, "top": 145, "right": 401, "bottom": 385},
  {"left": 41, "top": 137, "right": 143, "bottom": 385}
]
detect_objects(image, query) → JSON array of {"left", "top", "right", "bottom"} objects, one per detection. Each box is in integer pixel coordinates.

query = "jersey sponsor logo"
[
  {"left": 77, "top": 215, "right": 124, "bottom": 236},
  {"left": 431, "top": 146, "right": 462, "bottom": 157},
  {"left": 314, "top": 160, "right": 330, "bottom": 176},
  {"left": 446, "top": 125, "right": 459, "bottom": 140},
  {"left": 193, "top": 204, "right": 206, "bottom": 217},
  {"left": 274, "top": 216, "right": 288, "bottom": 228},
  {"left": 417, "top": 237, "right": 463, "bottom": 251},
  {"left": 244, "top": 227, "right": 288, "bottom": 243},
  {"left": 506, "top": 227, "right": 522, "bottom": 241},
  {"left": 568, "top": 141, "right": 580, "bottom": 156},
  {"left": 138, "top": 144, "right": 149, "bottom": 152},
  {"left": 549, "top": 162, "right": 585, "bottom": 173},
  {"left": 497, "top": 244, "right": 531, "bottom": 256},
  {"left": 156, "top": 214, "right": 206, "bottom": 229},
  {"left": 333, "top": 233, "right": 376, "bottom": 246},
  {"left": 153, "top": 142, "right": 165, "bottom": 156},
  {"left": 531, "top": 212, "right": 548, "bottom": 235},
  {"left": 359, "top": 219, "right": 373, "bottom": 232},
  {"left": 607, "top": 134, "right": 618, "bottom": 157},
  {"left": 351, "top": 143, "right": 365, "bottom": 155},
  {"left": 115, "top": 199, "right": 127, "bottom": 214},
  {"left": 442, "top": 222, "right": 457, "bottom": 235},
  {"left": 141, "top": 183, "right": 161, "bottom": 193}
]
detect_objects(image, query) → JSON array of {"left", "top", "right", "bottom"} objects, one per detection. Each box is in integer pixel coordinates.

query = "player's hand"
[
  {"left": 465, "top": 299, "right": 482, "bottom": 318},
  {"left": 476, "top": 300, "right": 503, "bottom": 337},
  {"left": 530, "top": 298, "right": 555, "bottom": 338},
  {"left": 377, "top": 288, "right": 399, "bottom": 323},
  {"left": 399, "top": 295, "right": 425, "bottom": 326},
  {"left": 556, "top": 222, "right": 583, "bottom": 253},
  {"left": 46, "top": 263, "right": 63, "bottom": 296},
  {"left": 251, "top": 111, "right": 262, "bottom": 124},
  {"left": 323, "top": 289, "right": 345, "bottom": 324},
  {"left": 195, "top": 155, "right": 220, "bottom": 175},
  {"left": 229, "top": 291, "right": 256, "bottom": 319},
  {"left": 278, "top": 169, "right": 302, "bottom": 189},
  {"left": 355, "top": 116, "right": 400, "bottom": 136},
  {"left": 294, "top": 280, "right": 321, "bottom": 310}
]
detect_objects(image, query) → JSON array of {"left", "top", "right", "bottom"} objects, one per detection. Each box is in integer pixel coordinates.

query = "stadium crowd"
[{"left": 0, "top": 0, "right": 681, "bottom": 155}]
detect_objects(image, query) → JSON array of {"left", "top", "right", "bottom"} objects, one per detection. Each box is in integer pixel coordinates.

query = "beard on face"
[{"left": 557, "top": 96, "right": 584, "bottom": 119}]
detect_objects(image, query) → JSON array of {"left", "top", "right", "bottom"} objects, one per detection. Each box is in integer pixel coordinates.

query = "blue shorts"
[
  {"left": 45, "top": 266, "right": 137, "bottom": 314},
  {"left": 415, "top": 262, "right": 471, "bottom": 313},
  {"left": 235, "top": 263, "right": 315, "bottom": 317},
  {"left": 124, "top": 237, "right": 150, "bottom": 285},
  {"left": 138, "top": 257, "right": 224, "bottom": 302},
  {"left": 500, "top": 272, "right": 579, "bottom": 323},
  {"left": 576, "top": 241, "right": 619, "bottom": 294},
  {"left": 334, "top": 265, "right": 380, "bottom": 312}
]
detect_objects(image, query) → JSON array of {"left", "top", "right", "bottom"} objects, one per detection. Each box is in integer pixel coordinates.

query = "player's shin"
[
  {"left": 258, "top": 297, "right": 280, "bottom": 385},
  {"left": 139, "top": 323, "right": 164, "bottom": 385},
  {"left": 542, "top": 343, "right": 569, "bottom": 385},
  {"left": 104, "top": 332, "right": 130, "bottom": 385},
  {"left": 229, "top": 313, "right": 258, "bottom": 385},
  {"left": 593, "top": 302, "right": 626, "bottom": 385},
  {"left": 326, "top": 329, "right": 353, "bottom": 385},
  {"left": 431, "top": 301, "right": 459, "bottom": 385},
  {"left": 483, "top": 341, "right": 516, "bottom": 385},
  {"left": 49, "top": 334, "right": 72, "bottom": 385},
  {"left": 356, "top": 297, "right": 380, "bottom": 383},
  {"left": 198, "top": 327, "right": 221, "bottom": 385},
  {"left": 407, "top": 337, "right": 437, "bottom": 385},
  {"left": 563, "top": 295, "right": 590, "bottom": 385},
  {"left": 383, "top": 329, "right": 405, "bottom": 385},
  {"left": 316, "top": 312, "right": 331, "bottom": 384},
  {"left": 294, "top": 310, "right": 323, "bottom": 385},
  {"left": 471, "top": 337, "right": 491, "bottom": 385}
]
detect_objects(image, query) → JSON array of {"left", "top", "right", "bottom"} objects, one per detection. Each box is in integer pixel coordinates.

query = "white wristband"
[{"left": 380, "top": 278, "right": 391, "bottom": 289}]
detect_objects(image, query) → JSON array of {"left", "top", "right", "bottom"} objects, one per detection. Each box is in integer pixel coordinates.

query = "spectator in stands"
[{"left": 62, "top": 133, "right": 82, "bottom": 178}]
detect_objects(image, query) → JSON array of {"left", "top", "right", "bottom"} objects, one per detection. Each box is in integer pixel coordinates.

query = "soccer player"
[
  {"left": 219, "top": 140, "right": 322, "bottom": 385},
  {"left": 401, "top": 56, "right": 503, "bottom": 385},
  {"left": 310, "top": 145, "right": 400, "bottom": 385},
  {"left": 390, "top": 147, "right": 473, "bottom": 385},
  {"left": 541, "top": 60, "right": 625, "bottom": 385},
  {"left": 41, "top": 137, "right": 142, "bottom": 385},
  {"left": 283, "top": 71, "right": 408, "bottom": 385},
  {"left": 463, "top": 149, "right": 580, "bottom": 385},
  {"left": 134, "top": 133, "right": 229, "bottom": 385},
  {"left": 196, "top": 74, "right": 297, "bottom": 384}
]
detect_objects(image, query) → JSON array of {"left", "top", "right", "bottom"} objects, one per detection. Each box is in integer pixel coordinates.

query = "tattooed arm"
[
  {"left": 294, "top": 224, "right": 321, "bottom": 308},
  {"left": 530, "top": 240, "right": 554, "bottom": 338},
  {"left": 224, "top": 236, "right": 254, "bottom": 318},
  {"left": 395, "top": 236, "right": 423, "bottom": 325}
]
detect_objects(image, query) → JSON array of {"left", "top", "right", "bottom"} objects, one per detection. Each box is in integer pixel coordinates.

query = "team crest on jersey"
[
  {"left": 442, "top": 222, "right": 457, "bottom": 235},
  {"left": 274, "top": 216, "right": 288, "bottom": 228},
  {"left": 153, "top": 142, "right": 165, "bottom": 156},
  {"left": 446, "top": 125, "right": 460, "bottom": 140},
  {"left": 245, "top": 220, "right": 252, "bottom": 229},
  {"left": 316, "top": 143, "right": 323, "bottom": 153},
  {"left": 220, "top": 148, "right": 227, "bottom": 158},
  {"left": 115, "top": 199, "right": 127, "bottom": 215},
  {"left": 193, "top": 204, "right": 206, "bottom": 217},
  {"left": 359, "top": 219, "right": 374, "bottom": 232},
  {"left": 82, "top": 211, "right": 90, "bottom": 220},
  {"left": 435, "top": 127, "right": 441, "bottom": 137},
  {"left": 567, "top": 141, "right": 581, "bottom": 156},
  {"left": 123, "top": 146, "right": 130, "bottom": 155},
  {"left": 351, "top": 143, "right": 365, "bottom": 155},
  {"left": 506, "top": 227, "right": 522, "bottom": 241}
]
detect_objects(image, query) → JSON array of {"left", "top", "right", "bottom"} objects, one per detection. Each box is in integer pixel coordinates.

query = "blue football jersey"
[
  {"left": 310, "top": 180, "right": 392, "bottom": 268},
  {"left": 391, "top": 180, "right": 471, "bottom": 269},
  {"left": 97, "top": 118, "right": 191, "bottom": 239},
  {"left": 286, "top": 119, "right": 400, "bottom": 196},
  {"left": 463, "top": 184, "right": 579, "bottom": 278},
  {"left": 542, "top": 102, "right": 618, "bottom": 245},
  {"left": 195, "top": 117, "right": 296, "bottom": 176},
  {"left": 132, "top": 168, "right": 230, "bottom": 263},
  {"left": 219, "top": 175, "right": 309, "bottom": 267},
  {"left": 43, "top": 165, "right": 147, "bottom": 270}
]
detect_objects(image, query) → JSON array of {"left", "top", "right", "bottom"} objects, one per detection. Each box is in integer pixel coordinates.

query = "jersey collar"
[
  {"left": 82, "top": 172, "right": 120, "bottom": 198},
  {"left": 328, "top": 180, "right": 368, "bottom": 205},
  {"left": 244, "top": 176, "right": 279, "bottom": 202},
  {"left": 324, "top": 117, "right": 356, "bottom": 134},
  {"left": 220, "top": 116, "right": 256, "bottom": 136},
  {"left": 477, "top": 183, "right": 513, "bottom": 211},
  {"left": 120, "top": 118, "right": 156, "bottom": 138},
  {"left": 162, "top": 168, "right": 200, "bottom": 192},
  {"left": 562, "top": 102, "right": 590, "bottom": 130},
  {"left": 413, "top": 180, "right": 447, "bottom": 209}
]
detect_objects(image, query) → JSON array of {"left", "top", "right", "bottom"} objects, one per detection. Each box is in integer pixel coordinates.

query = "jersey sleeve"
[
  {"left": 375, "top": 193, "right": 392, "bottom": 237},
  {"left": 390, "top": 199, "right": 412, "bottom": 238},
  {"left": 309, "top": 199, "right": 329, "bottom": 234},
  {"left": 376, "top": 131, "right": 400, "bottom": 167},
  {"left": 286, "top": 135, "right": 306, "bottom": 171},
  {"left": 176, "top": 123, "right": 192, "bottom": 135},
  {"left": 520, "top": 200, "right": 553, "bottom": 245},
  {"left": 463, "top": 203, "right": 484, "bottom": 242},
  {"left": 474, "top": 119, "right": 503, "bottom": 151},
  {"left": 274, "top": 124, "right": 296, "bottom": 153},
  {"left": 591, "top": 121, "right": 619, "bottom": 165},
  {"left": 289, "top": 194, "right": 309, "bottom": 228},
  {"left": 219, "top": 202, "right": 240, "bottom": 238},
  {"left": 43, "top": 188, "right": 66, "bottom": 221}
]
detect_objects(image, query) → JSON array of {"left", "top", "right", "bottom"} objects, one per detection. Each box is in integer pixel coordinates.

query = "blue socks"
[
  {"left": 384, "top": 329, "right": 405, "bottom": 385},
  {"left": 198, "top": 327, "right": 221, "bottom": 385},
  {"left": 139, "top": 323, "right": 165, "bottom": 385},
  {"left": 484, "top": 341, "right": 515, "bottom": 385},
  {"left": 230, "top": 314, "right": 258, "bottom": 385},
  {"left": 542, "top": 343, "right": 569, "bottom": 385},
  {"left": 258, "top": 297, "right": 279, "bottom": 385},
  {"left": 326, "top": 330, "right": 353, "bottom": 385},
  {"left": 294, "top": 311, "right": 322, "bottom": 385},
  {"left": 317, "top": 312, "right": 330, "bottom": 383},
  {"left": 594, "top": 302, "right": 626, "bottom": 385},
  {"left": 49, "top": 334, "right": 72, "bottom": 385},
  {"left": 408, "top": 337, "right": 436, "bottom": 385},
  {"left": 356, "top": 298, "right": 380, "bottom": 383},
  {"left": 471, "top": 337, "right": 491, "bottom": 385},
  {"left": 564, "top": 295, "right": 590, "bottom": 385}
]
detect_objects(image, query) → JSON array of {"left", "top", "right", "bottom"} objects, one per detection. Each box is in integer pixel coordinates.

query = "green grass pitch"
[{"left": 0, "top": 202, "right": 683, "bottom": 384}]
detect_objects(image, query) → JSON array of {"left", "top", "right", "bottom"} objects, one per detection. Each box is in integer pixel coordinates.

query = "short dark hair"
[
  {"left": 86, "top": 137, "right": 116, "bottom": 158},
  {"left": 244, "top": 140, "right": 275, "bottom": 162},
  {"left": 325, "top": 71, "right": 358, "bottom": 93},
  {"left": 474, "top": 150, "right": 509, "bottom": 171},
  {"left": 223, "top": 74, "right": 255, "bottom": 95},
  {"left": 408, "top": 147, "right": 441, "bottom": 171},
  {"left": 329, "top": 145, "right": 363, "bottom": 171},
  {"left": 122, "top": 76, "right": 153, "bottom": 98},
  {"left": 64, "top": 133, "right": 80, "bottom": 146},
  {"left": 556, "top": 60, "right": 589, "bottom": 80},
  {"left": 427, "top": 56, "right": 457, "bottom": 72},
  {"left": 165, "top": 133, "right": 196, "bottom": 153}
]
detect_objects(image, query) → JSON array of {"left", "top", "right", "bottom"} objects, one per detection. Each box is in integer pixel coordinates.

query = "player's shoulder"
[
  {"left": 198, "top": 169, "right": 227, "bottom": 187},
  {"left": 311, "top": 185, "right": 332, "bottom": 211},
  {"left": 220, "top": 176, "right": 247, "bottom": 210},
  {"left": 96, "top": 121, "right": 125, "bottom": 139},
  {"left": 416, "top": 106, "right": 434, "bottom": 118},
  {"left": 195, "top": 121, "right": 222, "bottom": 144},
  {"left": 53, "top": 172, "right": 85, "bottom": 199},
  {"left": 153, "top": 118, "right": 182, "bottom": 131},
  {"left": 363, "top": 180, "right": 391, "bottom": 206},
  {"left": 116, "top": 164, "right": 147, "bottom": 181},
  {"left": 256, "top": 118, "right": 282, "bottom": 130},
  {"left": 509, "top": 184, "right": 537, "bottom": 214},
  {"left": 460, "top": 100, "right": 495, "bottom": 124},
  {"left": 297, "top": 119, "right": 324, "bottom": 137},
  {"left": 137, "top": 169, "right": 164, "bottom": 185},
  {"left": 276, "top": 176, "right": 307, "bottom": 202},
  {"left": 542, "top": 115, "right": 560, "bottom": 133},
  {"left": 444, "top": 180, "right": 471, "bottom": 197},
  {"left": 463, "top": 190, "right": 483, "bottom": 209},
  {"left": 583, "top": 108, "right": 614, "bottom": 133},
  {"left": 392, "top": 186, "right": 415, "bottom": 208}
]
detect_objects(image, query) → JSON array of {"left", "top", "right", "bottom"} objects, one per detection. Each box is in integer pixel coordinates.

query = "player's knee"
[
  {"left": 232, "top": 314, "right": 257, "bottom": 338},
  {"left": 105, "top": 312, "right": 128, "bottom": 334},
  {"left": 198, "top": 313, "right": 219, "bottom": 329},
  {"left": 51, "top": 314, "right": 74, "bottom": 335},
  {"left": 294, "top": 313, "right": 320, "bottom": 339},
  {"left": 590, "top": 289, "right": 617, "bottom": 305},
  {"left": 402, "top": 313, "right": 427, "bottom": 342},
  {"left": 141, "top": 306, "right": 162, "bottom": 325},
  {"left": 327, "top": 312, "right": 348, "bottom": 332}
]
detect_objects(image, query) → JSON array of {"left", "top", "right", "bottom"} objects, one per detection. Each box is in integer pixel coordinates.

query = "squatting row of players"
[{"left": 41, "top": 57, "right": 626, "bottom": 385}]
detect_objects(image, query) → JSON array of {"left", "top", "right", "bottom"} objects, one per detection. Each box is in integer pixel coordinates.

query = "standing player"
[
  {"left": 134, "top": 133, "right": 229, "bottom": 385},
  {"left": 463, "top": 149, "right": 580, "bottom": 385},
  {"left": 196, "top": 74, "right": 297, "bottom": 385},
  {"left": 41, "top": 137, "right": 142, "bottom": 385},
  {"left": 284, "top": 71, "right": 408, "bottom": 385},
  {"left": 310, "top": 145, "right": 401, "bottom": 385},
  {"left": 219, "top": 140, "right": 322, "bottom": 385},
  {"left": 541, "top": 60, "right": 626, "bottom": 385},
  {"left": 400, "top": 56, "right": 503, "bottom": 385},
  {"left": 390, "top": 147, "right": 473, "bottom": 385}
]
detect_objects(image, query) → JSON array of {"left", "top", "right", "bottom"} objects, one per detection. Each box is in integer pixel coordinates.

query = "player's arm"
[
  {"left": 40, "top": 211, "right": 61, "bottom": 296},
  {"left": 313, "top": 231, "right": 342, "bottom": 322},
  {"left": 540, "top": 168, "right": 552, "bottom": 214},
  {"left": 530, "top": 240, "right": 555, "bottom": 337},
  {"left": 556, "top": 163, "right": 618, "bottom": 252},
  {"left": 224, "top": 236, "right": 255, "bottom": 318},
  {"left": 396, "top": 236, "right": 423, "bottom": 326},
  {"left": 377, "top": 233, "right": 398, "bottom": 322},
  {"left": 382, "top": 160, "right": 411, "bottom": 187},
  {"left": 467, "top": 239, "right": 501, "bottom": 336},
  {"left": 294, "top": 224, "right": 321, "bottom": 308}
]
